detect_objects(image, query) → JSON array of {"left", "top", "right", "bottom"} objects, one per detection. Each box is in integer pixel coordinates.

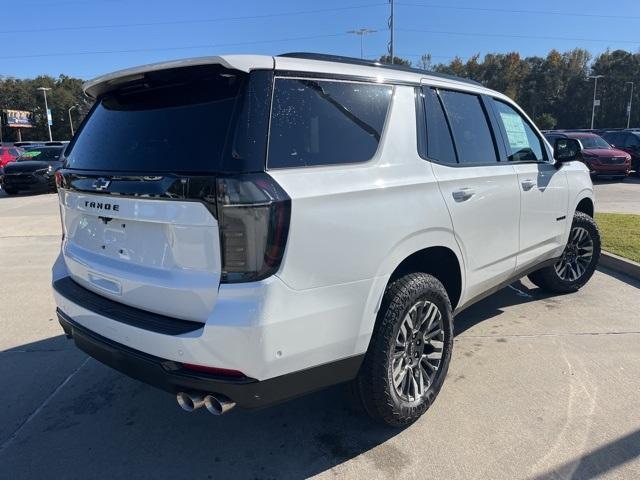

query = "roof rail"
[{"left": 278, "top": 52, "right": 483, "bottom": 87}]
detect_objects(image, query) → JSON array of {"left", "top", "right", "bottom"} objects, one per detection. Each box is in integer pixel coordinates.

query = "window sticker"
[{"left": 500, "top": 111, "right": 529, "bottom": 150}]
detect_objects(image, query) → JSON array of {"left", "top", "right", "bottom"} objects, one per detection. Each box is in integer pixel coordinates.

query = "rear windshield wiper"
[{"left": 300, "top": 80, "right": 382, "bottom": 142}]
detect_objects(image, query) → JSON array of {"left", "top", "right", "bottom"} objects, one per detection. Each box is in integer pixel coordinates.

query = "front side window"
[
  {"left": 439, "top": 90, "right": 498, "bottom": 165},
  {"left": 493, "top": 100, "right": 546, "bottom": 162},
  {"left": 268, "top": 79, "right": 392, "bottom": 168}
]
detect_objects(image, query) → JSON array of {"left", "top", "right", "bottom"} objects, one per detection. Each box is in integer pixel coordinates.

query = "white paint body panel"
[
  {"left": 53, "top": 54, "right": 595, "bottom": 383},
  {"left": 59, "top": 190, "right": 221, "bottom": 322}
]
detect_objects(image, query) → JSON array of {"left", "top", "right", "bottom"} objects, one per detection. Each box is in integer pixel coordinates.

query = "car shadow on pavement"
[
  {"left": 530, "top": 428, "right": 640, "bottom": 480},
  {"left": 1, "top": 334, "right": 401, "bottom": 479},
  {"left": 454, "top": 279, "right": 556, "bottom": 336}
]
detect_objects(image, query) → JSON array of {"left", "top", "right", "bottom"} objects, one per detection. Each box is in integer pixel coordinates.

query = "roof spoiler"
[{"left": 83, "top": 55, "right": 274, "bottom": 98}]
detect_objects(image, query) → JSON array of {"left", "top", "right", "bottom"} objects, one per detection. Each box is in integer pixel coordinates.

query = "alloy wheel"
[
  {"left": 391, "top": 300, "right": 445, "bottom": 402},
  {"left": 554, "top": 226, "right": 594, "bottom": 282}
]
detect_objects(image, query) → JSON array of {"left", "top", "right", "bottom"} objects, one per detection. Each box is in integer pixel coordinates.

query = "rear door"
[
  {"left": 488, "top": 98, "right": 568, "bottom": 268},
  {"left": 422, "top": 87, "right": 521, "bottom": 301},
  {"left": 59, "top": 188, "right": 221, "bottom": 322},
  {"left": 57, "top": 64, "right": 255, "bottom": 323}
]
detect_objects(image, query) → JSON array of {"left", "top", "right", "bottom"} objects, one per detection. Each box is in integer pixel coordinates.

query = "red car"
[
  {"left": 0, "top": 146, "right": 24, "bottom": 168},
  {"left": 545, "top": 132, "right": 631, "bottom": 179}
]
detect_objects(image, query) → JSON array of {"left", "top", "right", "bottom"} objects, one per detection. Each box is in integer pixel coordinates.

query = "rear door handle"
[
  {"left": 521, "top": 179, "right": 536, "bottom": 191},
  {"left": 452, "top": 188, "right": 475, "bottom": 202}
]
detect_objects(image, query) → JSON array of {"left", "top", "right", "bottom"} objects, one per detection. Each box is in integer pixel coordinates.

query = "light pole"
[
  {"left": 347, "top": 28, "right": 377, "bottom": 59},
  {"left": 67, "top": 105, "right": 78, "bottom": 137},
  {"left": 588, "top": 75, "right": 604, "bottom": 130},
  {"left": 37, "top": 87, "right": 52, "bottom": 141},
  {"left": 388, "top": 0, "right": 395, "bottom": 64},
  {"left": 625, "top": 81, "right": 634, "bottom": 128}
]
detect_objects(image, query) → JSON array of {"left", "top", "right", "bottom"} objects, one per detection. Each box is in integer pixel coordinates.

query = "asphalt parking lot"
[{"left": 1, "top": 192, "right": 639, "bottom": 480}]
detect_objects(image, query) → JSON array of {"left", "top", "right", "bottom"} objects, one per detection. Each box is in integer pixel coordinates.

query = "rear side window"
[
  {"left": 423, "top": 88, "right": 457, "bottom": 164},
  {"left": 492, "top": 100, "right": 546, "bottom": 162},
  {"left": 65, "top": 65, "right": 256, "bottom": 173},
  {"left": 439, "top": 90, "right": 498, "bottom": 165},
  {"left": 268, "top": 79, "right": 392, "bottom": 168}
]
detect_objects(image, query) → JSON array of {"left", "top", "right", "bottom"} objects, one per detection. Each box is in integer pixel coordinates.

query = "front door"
[{"left": 489, "top": 99, "right": 569, "bottom": 268}]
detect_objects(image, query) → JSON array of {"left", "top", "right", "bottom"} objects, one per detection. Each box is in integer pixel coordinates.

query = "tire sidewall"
[
  {"left": 554, "top": 212, "right": 601, "bottom": 290},
  {"left": 360, "top": 273, "right": 454, "bottom": 426}
]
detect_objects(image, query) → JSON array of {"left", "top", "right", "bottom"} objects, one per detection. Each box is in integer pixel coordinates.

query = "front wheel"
[
  {"left": 528, "top": 212, "right": 601, "bottom": 293},
  {"left": 354, "top": 273, "right": 453, "bottom": 427}
]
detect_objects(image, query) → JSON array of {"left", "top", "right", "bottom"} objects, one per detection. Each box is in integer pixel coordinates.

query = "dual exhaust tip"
[{"left": 176, "top": 391, "right": 236, "bottom": 415}]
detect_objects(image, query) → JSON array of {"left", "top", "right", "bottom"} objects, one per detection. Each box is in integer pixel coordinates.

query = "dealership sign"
[{"left": 4, "top": 109, "right": 33, "bottom": 128}]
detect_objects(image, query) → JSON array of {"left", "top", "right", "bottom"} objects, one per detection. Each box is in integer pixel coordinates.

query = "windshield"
[
  {"left": 18, "top": 147, "right": 63, "bottom": 161},
  {"left": 65, "top": 65, "right": 251, "bottom": 174},
  {"left": 578, "top": 135, "right": 611, "bottom": 149}
]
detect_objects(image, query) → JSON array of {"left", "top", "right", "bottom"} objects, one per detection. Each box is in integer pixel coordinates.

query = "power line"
[
  {"left": 397, "top": 2, "right": 640, "bottom": 20},
  {"left": 0, "top": 3, "right": 386, "bottom": 35},
  {"left": 0, "top": 32, "right": 359, "bottom": 60},
  {"left": 398, "top": 28, "right": 640, "bottom": 45}
]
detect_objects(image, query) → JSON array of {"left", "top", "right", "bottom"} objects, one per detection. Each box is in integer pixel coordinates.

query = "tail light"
[
  {"left": 216, "top": 173, "right": 291, "bottom": 283},
  {"left": 55, "top": 170, "right": 64, "bottom": 188}
]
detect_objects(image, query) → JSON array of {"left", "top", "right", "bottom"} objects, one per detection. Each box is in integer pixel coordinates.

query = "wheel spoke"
[{"left": 392, "top": 299, "right": 446, "bottom": 402}]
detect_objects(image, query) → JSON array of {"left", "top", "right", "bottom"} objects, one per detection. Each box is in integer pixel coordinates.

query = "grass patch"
[{"left": 595, "top": 213, "right": 640, "bottom": 263}]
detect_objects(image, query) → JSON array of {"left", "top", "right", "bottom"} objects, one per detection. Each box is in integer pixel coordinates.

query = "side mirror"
[{"left": 553, "top": 138, "right": 582, "bottom": 166}]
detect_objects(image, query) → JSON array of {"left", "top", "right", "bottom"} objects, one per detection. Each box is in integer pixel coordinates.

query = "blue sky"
[{"left": 5, "top": 0, "right": 640, "bottom": 79}]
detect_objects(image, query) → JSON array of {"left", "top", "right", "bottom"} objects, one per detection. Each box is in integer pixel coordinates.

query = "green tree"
[{"left": 378, "top": 55, "right": 411, "bottom": 66}]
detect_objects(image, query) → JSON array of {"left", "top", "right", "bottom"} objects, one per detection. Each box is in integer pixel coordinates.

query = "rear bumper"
[{"left": 57, "top": 309, "right": 362, "bottom": 409}]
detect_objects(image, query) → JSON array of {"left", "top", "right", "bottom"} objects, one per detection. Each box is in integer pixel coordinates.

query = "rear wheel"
[
  {"left": 528, "top": 212, "right": 600, "bottom": 293},
  {"left": 354, "top": 273, "right": 453, "bottom": 427}
]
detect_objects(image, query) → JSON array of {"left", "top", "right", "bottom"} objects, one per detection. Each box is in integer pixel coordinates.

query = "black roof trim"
[{"left": 279, "top": 52, "right": 483, "bottom": 87}]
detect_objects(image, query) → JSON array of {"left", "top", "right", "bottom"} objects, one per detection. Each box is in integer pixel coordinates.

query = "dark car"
[
  {"left": 544, "top": 131, "right": 631, "bottom": 179},
  {"left": 1, "top": 146, "right": 64, "bottom": 195},
  {"left": 600, "top": 130, "right": 640, "bottom": 177}
]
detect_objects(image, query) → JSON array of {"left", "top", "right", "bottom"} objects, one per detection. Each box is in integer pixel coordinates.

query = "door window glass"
[
  {"left": 423, "top": 88, "right": 457, "bottom": 164},
  {"left": 439, "top": 90, "right": 498, "bottom": 164},
  {"left": 493, "top": 100, "right": 546, "bottom": 162}
]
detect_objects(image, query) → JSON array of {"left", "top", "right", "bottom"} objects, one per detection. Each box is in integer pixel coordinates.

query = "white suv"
[{"left": 52, "top": 53, "right": 600, "bottom": 426}]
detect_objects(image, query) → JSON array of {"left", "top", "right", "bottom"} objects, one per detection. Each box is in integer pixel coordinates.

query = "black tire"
[
  {"left": 354, "top": 273, "right": 453, "bottom": 427},
  {"left": 2, "top": 187, "right": 17, "bottom": 195},
  {"left": 528, "top": 211, "right": 600, "bottom": 294}
]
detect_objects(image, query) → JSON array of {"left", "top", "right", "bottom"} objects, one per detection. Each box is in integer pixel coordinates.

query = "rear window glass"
[
  {"left": 268, "top": 79, "right": 392, "bottom": 168},
  {"left": 439, "top": 90, "right": 498, "bottom": 165},
  {"left": 65, "top": 66, "right": 248, "bottom": 173},
  {"left": 18, "top": 147, "right": 63, "bottom": 161}
]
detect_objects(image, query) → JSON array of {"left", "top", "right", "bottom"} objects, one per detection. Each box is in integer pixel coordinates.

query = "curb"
[{"left": 599, "top": 251, "right": 640, "bottom": 281}]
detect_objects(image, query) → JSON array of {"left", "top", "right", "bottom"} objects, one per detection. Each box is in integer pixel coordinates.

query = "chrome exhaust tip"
[
  {"left": 204, "top": 394, "right": 236, "bottom": 415},
  {"left": 176, "top": 392, "right": 205, "bottom": 412}
]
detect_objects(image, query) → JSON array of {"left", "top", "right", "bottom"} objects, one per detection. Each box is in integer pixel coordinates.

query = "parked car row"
[
  {"left": 0, "top": 144, "right": 66, "bottom": 195},
  {"left": 543, "top": 129, "right": 640, "bottom": 179}
]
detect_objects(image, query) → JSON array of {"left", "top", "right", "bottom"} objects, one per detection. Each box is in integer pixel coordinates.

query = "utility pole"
[
  {"left": 37, "top": 87, "right": 53, "bottom": 141},
  {"left": 388, "top": 0, "right": 395, "bottom": 64},
  {"left": 67, "top": 105, "right": 78, "bottom": 137},
  {"left": 625, "top": 81, "right": 634, "bottom": 129},
  {"left": 588, "top": 75, "right": 604, "bottom": 130},
  {"left": 347, "top": 28, "right": 377, "bottom": 59}
]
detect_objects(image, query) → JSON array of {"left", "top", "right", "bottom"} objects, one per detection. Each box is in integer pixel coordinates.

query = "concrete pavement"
[
  {"left": 593, "top": 176, "right": 640, "bottom": 214},
  {"left": 1, "top": 192, "right": 640, "bottom": 479}
]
